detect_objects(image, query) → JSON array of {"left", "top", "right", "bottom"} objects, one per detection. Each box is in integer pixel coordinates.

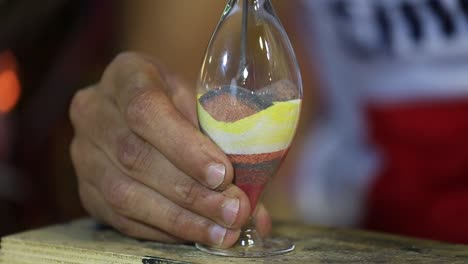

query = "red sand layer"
[
  {"left": 228, "top": 150, "right": 288, "bottom": 211},
  {"left": 234, "top": 166, "right": 273, "bottom": 213},
  {"left": 228, "top": 149, "right": 287, "bottom": 164}
]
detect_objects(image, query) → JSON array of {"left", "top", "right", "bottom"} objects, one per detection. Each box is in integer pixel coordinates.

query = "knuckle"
[
  {"left": 107, "top": 52, "right": 166, "bottom": 104},
  {"left": 124, "top": 91, "right": 170, "bottom": 138},
  {"left": 115, "top": 55, "right": 163, "bottom": 100},
  {"left": 166, "top": 207, "right": 189, "bottom": 238},
  {"left": 116, "top": 133, "right": 153, "bottom": 173},
  {"left": 128, "top": 64, "right": 160, "bottom": 91},
  {"left": 124, "top": 72, "right": 152, "bottom": 102},
  {"left": 124, "top": 91, "right": 154, "bottom": 129},
  {"left": 70, "top": 88, "right": 92, "bottom": 125},
  {"left": 196, "top": 141, "right": 212, "bottom": 161},
  {"left": 105, "top": 52, "right": 147, "bottom": 93},
  {"left": 165, "top": 207, "right": 209, "bottom": 241},
  {"left": 111, "top": 52, "right": 141, "bottom": 69},
  {"left": 102, "top": 177, "right": 136, "bottom": 214},
  {"left": 175, "top": 179, "right": 205, "bottom": 208}
]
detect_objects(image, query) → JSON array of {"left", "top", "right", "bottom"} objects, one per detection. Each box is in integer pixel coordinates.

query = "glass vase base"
[{"left": 195, "top": 238, "right": 295, "bottom": 258}]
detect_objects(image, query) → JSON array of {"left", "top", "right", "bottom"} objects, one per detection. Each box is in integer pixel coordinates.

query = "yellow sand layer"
[{"left": 197, "top": 99, "right": 301, "bottom": 154}]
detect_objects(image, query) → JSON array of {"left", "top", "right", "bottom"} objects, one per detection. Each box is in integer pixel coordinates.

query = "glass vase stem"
[
  {"left": 240, "top": 0, "right": 248, "bottom": 72},
  {"left": 237, "top": 217, "right": 263, "bottom": 247}
]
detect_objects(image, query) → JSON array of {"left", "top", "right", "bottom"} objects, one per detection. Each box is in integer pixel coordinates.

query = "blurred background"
[
  {"left": 0, "top": 0, "right": 315, "bottom": 236},
  {"left": 0, "top": 0, "right": 118, "bottom": 235}
]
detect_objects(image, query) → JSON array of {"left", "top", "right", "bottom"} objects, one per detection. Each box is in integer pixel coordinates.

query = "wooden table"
[{"left": 1, "top": 219, "right": 468, "bottom": 263}]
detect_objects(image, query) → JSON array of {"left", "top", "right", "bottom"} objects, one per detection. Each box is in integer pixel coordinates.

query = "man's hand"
[{"left": 69, "top": 52, "right": 271, "bottom": 248}]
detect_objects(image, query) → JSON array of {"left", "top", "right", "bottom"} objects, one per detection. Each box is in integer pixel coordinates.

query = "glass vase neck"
[{"left": 228, "top": 0, "right": 269, "bottom": 7}]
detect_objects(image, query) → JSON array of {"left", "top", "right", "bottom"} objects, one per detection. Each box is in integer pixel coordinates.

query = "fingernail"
[
  {"left": 222, "top": 199, "right": 239, "bottom": 227},
  {"left": 206, "top": 163, "right": 225, "bottom": 189},
  {"left": 209, "top": 225, "right": 227, "bottom": 246}
]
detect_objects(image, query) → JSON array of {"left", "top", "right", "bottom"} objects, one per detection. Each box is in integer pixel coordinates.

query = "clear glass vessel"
[{"left": 196, "top": 0, "right": 302, "bottom": 257}]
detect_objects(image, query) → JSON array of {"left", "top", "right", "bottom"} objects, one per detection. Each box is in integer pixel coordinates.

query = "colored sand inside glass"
[
  {"left": 197, "top": 84, "right": 300, "bottom": 208},
  {"left": 228, "top": 150, "right": 286, "bottom": 210}
]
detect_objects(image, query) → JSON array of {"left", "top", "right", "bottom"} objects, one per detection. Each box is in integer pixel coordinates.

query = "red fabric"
[{"left": 364, "top": 98, "right": 468, "bottom": 244}]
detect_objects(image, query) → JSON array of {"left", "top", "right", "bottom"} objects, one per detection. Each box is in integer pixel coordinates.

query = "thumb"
[{"left": 167, "top": 75, "right": 199, "bottom": 127}]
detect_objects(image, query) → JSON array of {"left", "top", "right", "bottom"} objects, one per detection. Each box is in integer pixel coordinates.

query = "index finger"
[{"left": 99, "top": 52, "right": 233, "bottom": 190}]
